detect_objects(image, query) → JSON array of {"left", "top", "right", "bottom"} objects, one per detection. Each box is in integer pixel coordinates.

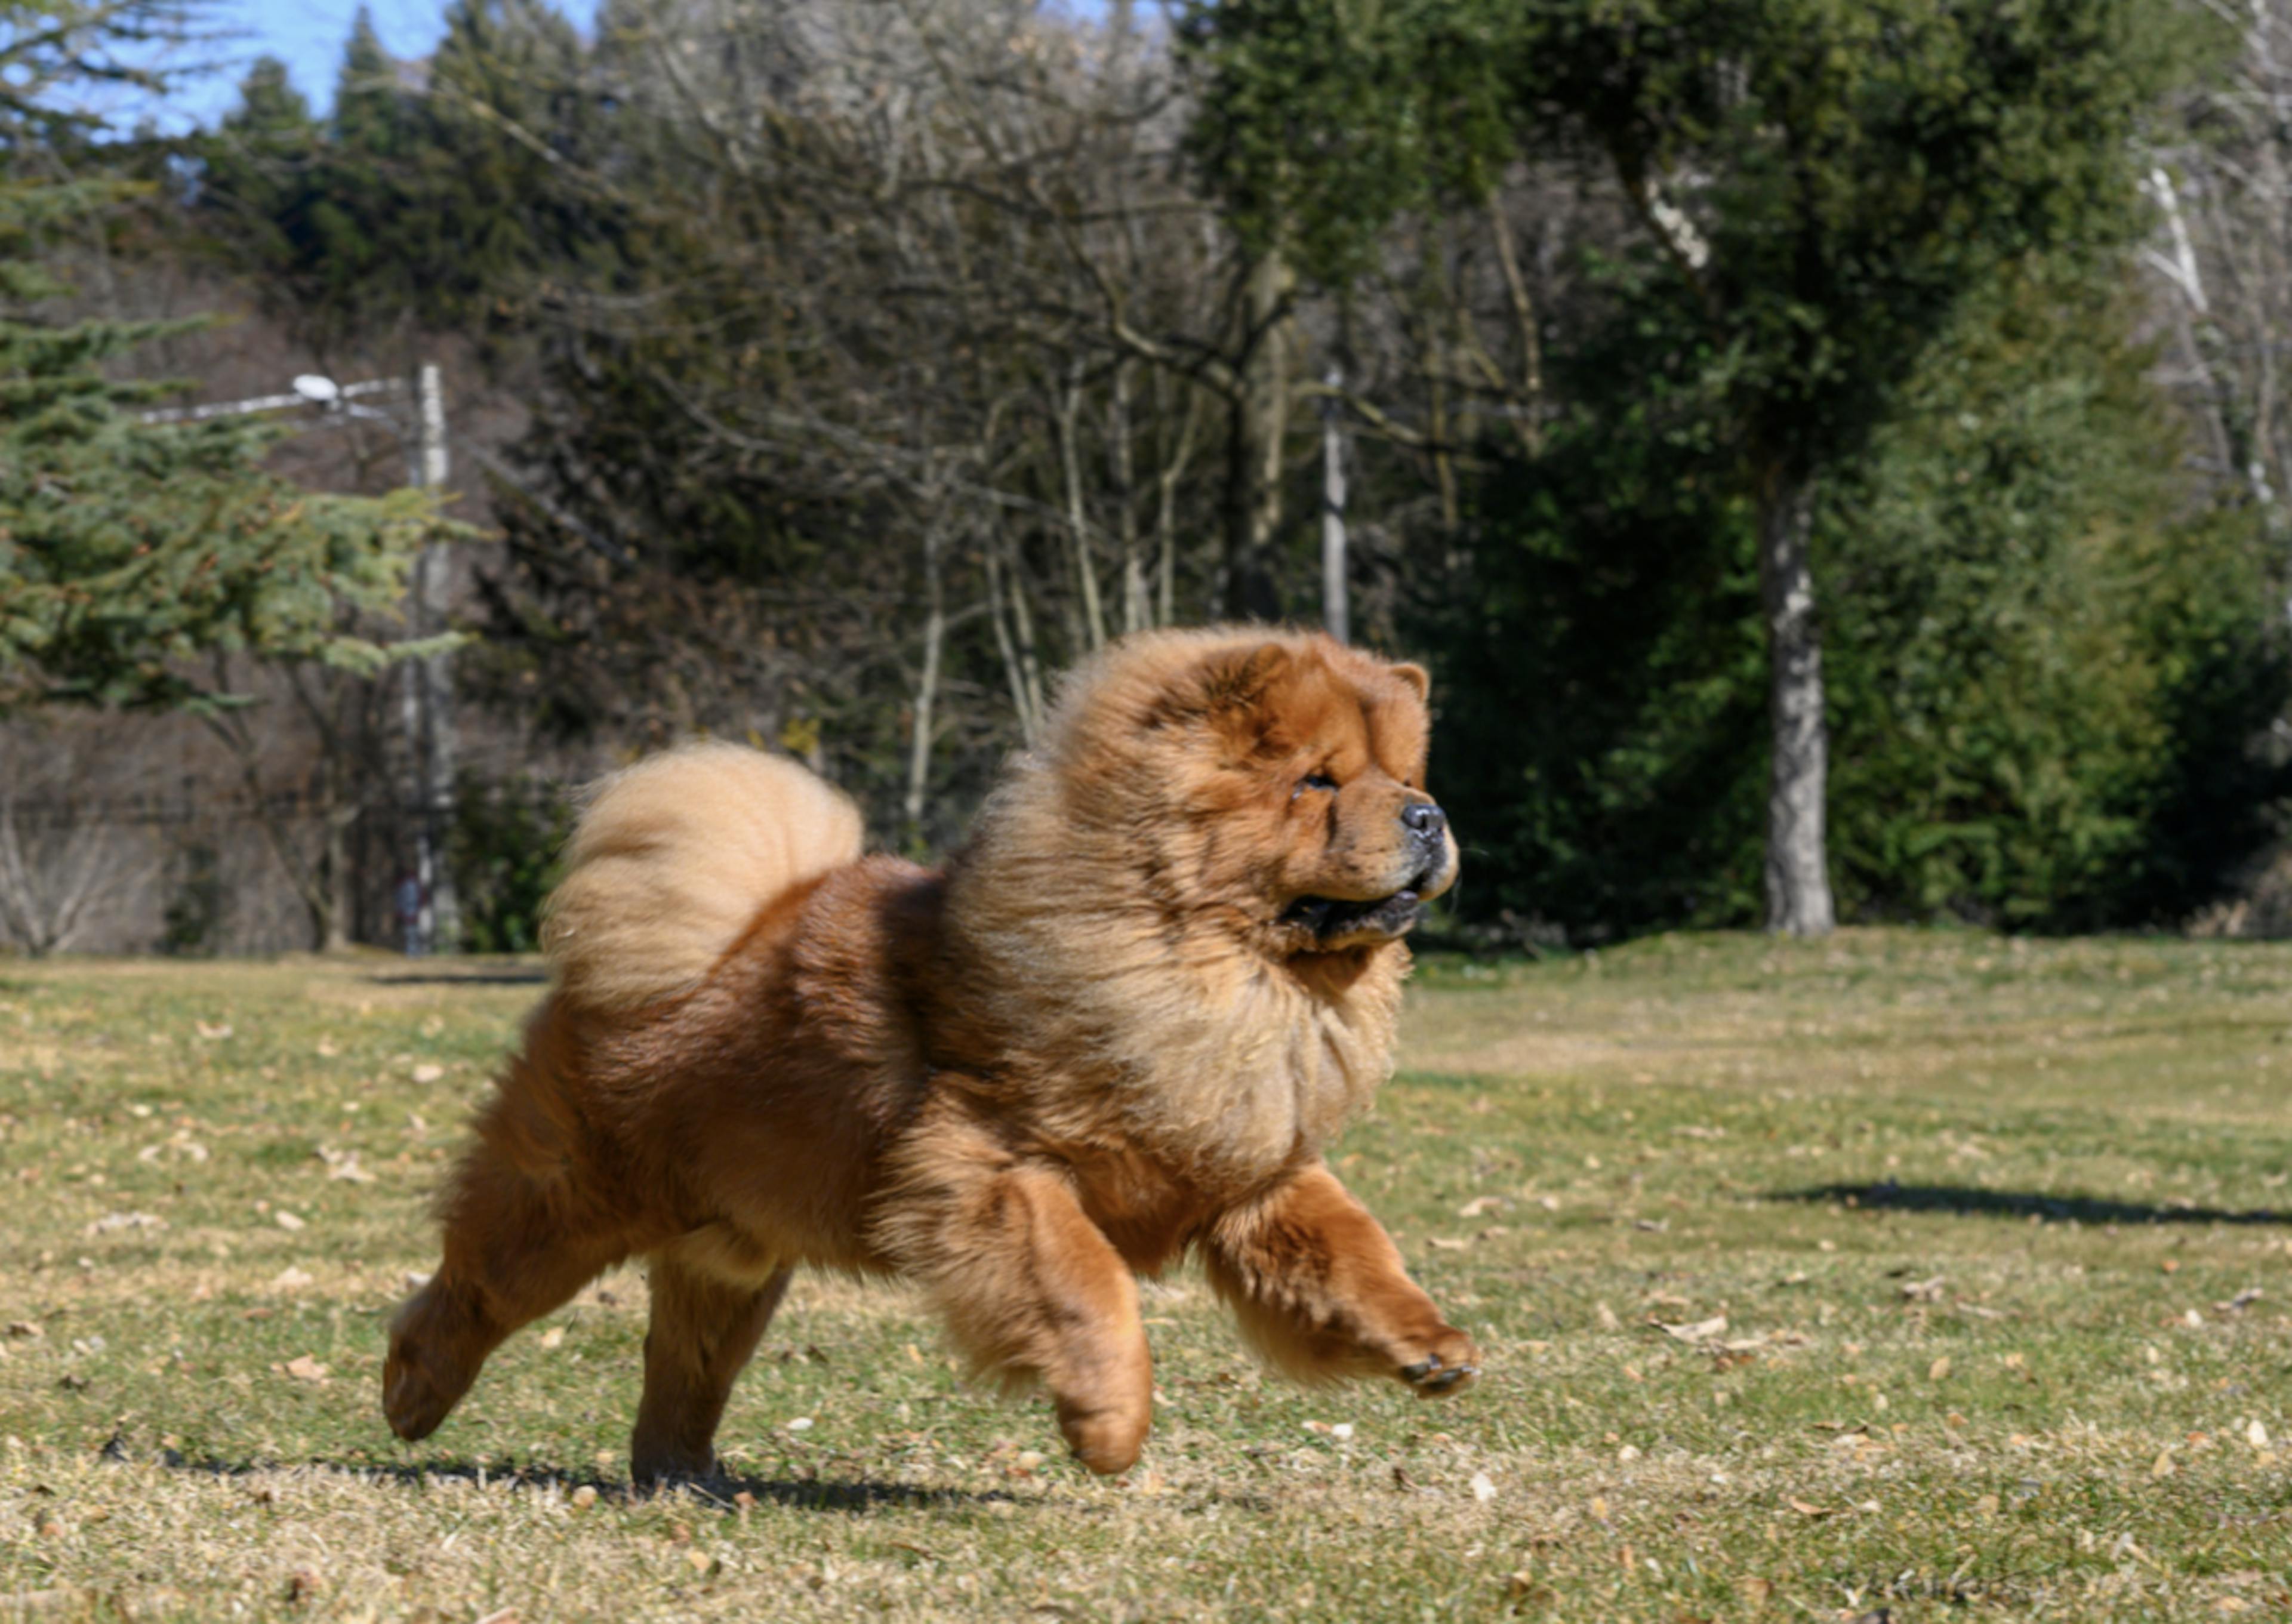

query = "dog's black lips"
[{"left": 1281, "top": 870, "right": 1435, "bottom": 938}]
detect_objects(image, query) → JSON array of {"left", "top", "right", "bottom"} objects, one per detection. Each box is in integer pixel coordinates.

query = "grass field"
[{"left": 2, "top": 929, "right": 2290, "bottom": 1620}]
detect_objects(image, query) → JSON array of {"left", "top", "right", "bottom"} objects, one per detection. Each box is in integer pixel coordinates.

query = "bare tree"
[{"left": 0, "top": 727, "right": 161, "bottom": 956}]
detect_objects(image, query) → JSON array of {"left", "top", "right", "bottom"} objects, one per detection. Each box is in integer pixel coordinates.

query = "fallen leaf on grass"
[
  {"left": 2247, "top": 1419, "right": 2271, "bottom": 1450},
  {"left": 1470, "top": 1471, "right": 1497, "bottom": 1503},
  {"left": 569, "top": 1486, "right": 599, "bottom": 1510},
  {"left": 193, "top": 1021, "right": 233, "bottom": 1041},
  {"left": 1929, "top": 1356, "right": 1952, "bottom": 1382},
  {"left": 1427, "top": 1236, "right": 1470, "bottom": 1252},
  {"left": 411, "top": 1063, "right": 445, "bottom": 1084},
  {"left": 82, "top": 1212, "right": 165, "bottom": 1237},
  {"left": 1594, "top": 1302, "right": 1622, "bottom": 1332},
  {"left": 1457, "top": 1195, "right": 1507, "bottom": 1219},
  {"left": 1656, "top": 1315, "right": 1729, "bottom": 1344},
  {"left": 273, "top": 1211, "right": 306, "bottom": 1232},
  {"left": 270, "top": 1268, "right": 313, "bottom": 1291},
  {"left": 1788, "top": 1499, "right": 1834, "bottom": 1518},
  {"left": 4, "top": 1322, "right": 42, "bottom": 1339},
  {"left": 2218, "top": 1288, "right": 2265, "bottom": 1314},
  {"left": 1899, "top": 1275, "right": 1946, "bottom": 1303},
  {"left": 538, "top": 1327, "right": 565, "bottom": 1350},
  {"left": 1505, "top": 1570, "right": 1546, "bottom": 1602},
  {"left": 282, "top": 1356, "right": 329, "bottom": 1383},
  {"left": 318, "top": 1146, "right": 375, "bottom": 1184}
]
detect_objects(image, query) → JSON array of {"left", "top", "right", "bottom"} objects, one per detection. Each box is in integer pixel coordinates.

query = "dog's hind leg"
[
  {"left": 630, "top": 1244, "right": 793, "bottom": 1485},
  {"left": 384, "top": 1086, "right": 635, "bottom": 1445}
]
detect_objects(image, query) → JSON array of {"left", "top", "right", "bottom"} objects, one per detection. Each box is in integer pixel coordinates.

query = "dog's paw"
[
  {"left": 381, "top": 1286, "right": 482, "bottom": 1441},
  {"left": 1396, "top": 1327, "right": 1481, "bottom": 1398},
  {"left": 630, "top": 1439, "right": 722, "bottom": 1488},
  {"left": 382, "top": 1345, "right": 465, "bottom": 1441}
]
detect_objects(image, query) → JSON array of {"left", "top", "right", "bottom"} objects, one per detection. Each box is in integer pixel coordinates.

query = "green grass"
[{"left": 3, "top": 930, "right": 2290, "bottom": 1619}]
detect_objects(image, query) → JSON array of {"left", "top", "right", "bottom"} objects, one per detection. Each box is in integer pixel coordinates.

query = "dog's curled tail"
[{"left": 541, "top": 742, "right": 863, "bottom": 1012}]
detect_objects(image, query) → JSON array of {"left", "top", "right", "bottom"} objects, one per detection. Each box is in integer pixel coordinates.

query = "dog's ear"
[
  {"left": 1199, "top": 642, "right": 1293, "bottom": 711},
  {"left": 1388, "top": 662, "right": 1430, "bottom": 704}
]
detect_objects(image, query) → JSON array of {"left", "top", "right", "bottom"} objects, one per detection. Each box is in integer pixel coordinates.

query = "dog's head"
[{"left": 1044, "top": 629, "right": 1458, "bottom": 961}]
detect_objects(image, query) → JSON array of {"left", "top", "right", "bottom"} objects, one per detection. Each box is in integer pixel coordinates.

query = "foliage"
[
  {"left": 196, "top": 2, "right": 596, "bottom": 353},
  {"left": 1424, "top": 266, "right": 2289, "bottom": 937},
  {"left": 447, "top": 773, "right": 572, "bottom": 953},
  {"left": 1418, "top": 269, "right": 1768, "bottom": 934},
  {"left": 158, "top": 840, "right": 226, "bottom": 955},
  {"left": 1821, "top": 270, "right": 2290, "bottom": 927},
  {"left": 0, "top": 0, "right": 449, "bottom": 714}
]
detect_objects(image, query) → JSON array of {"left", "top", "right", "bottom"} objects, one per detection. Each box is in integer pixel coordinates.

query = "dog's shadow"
[
  {"left": 135, "top": 1447, "right": 993, "bottom": 1514},
  {"left": 1774, "top": 1179, "right": 2292, "bottom": 1228},
  {"left": 129, "top": 1447, "right": 1280, "bottom": 1515}
]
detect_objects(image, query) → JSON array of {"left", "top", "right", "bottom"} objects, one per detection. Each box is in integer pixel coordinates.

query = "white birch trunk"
[
  {"left": 1320, "top": 366, "right": 1348, "bottom": 644},
  {"left": 1758, "top": 466, "right": 1835, "bottom": 937},
  {"left": 904, "top": 519, "right": 946, "bottom": 839}
]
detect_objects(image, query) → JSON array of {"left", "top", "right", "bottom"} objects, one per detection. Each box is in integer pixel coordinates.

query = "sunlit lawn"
[{"left": 2, "top": 929, "right": 2290, "bottom": 1619}]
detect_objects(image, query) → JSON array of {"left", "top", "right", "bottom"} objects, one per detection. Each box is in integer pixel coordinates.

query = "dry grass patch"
[{"left": 2, "top": 932, "right": 2291, "bottom": 1620}]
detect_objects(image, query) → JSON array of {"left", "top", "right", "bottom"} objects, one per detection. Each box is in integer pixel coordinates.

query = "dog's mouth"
[{"left": 1279, "top": 874, "right": 1435, "bottom": 942}]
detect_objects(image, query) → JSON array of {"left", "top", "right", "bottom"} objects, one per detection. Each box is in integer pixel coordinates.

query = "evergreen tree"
[
  {"left": 1188, "top": 0, "right": 2195, "bottom": 935},
  {"left": 1, "top": 0, "right": 445, "bottom": 712},
  {"left": 1419, "top": 264, "right": 2287, "bottom": 937}
]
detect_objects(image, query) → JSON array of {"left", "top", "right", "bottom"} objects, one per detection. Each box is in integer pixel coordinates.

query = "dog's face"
[{"left": 1178, "top": 640, "right": 1459, "bottom": 956}]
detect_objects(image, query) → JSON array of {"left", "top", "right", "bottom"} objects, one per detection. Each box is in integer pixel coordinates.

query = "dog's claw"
[{"left": 1399, "top": 1351, "right": 1479, "bottom": 1397}]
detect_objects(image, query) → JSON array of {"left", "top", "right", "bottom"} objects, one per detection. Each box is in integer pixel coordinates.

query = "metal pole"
[
  {"left": 402, "top": 362, "right": 461, "bottom": 954},
  {"left": 1320, "top": 365, "right": 1349, "bottom": 645}
]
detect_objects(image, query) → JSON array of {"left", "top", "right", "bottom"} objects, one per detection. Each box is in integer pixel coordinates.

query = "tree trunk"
[
  {"left": 321, "top": 811, "right": 354, "bottom": 954},
  {"left": 904, "top": 520, "right": 946, "bottom": 843},
  {"left": 1111, "top": 360, "right": 1148, "bottom": 634},
  {"left": 984, "top": 536, "right": 1045, "bottom": 746},
  {"left": 1320, "top": 365, "right": 1348, "bottom": 644},
  {"left": 1222, "top": 249, "right": 1292, "bottom": 620},
  {"left": 1757, "top": 463, "right": 1835, "bottom": 937},
  {"left": 1055, "top": 364, "right": 1107, "bottom": 650}
]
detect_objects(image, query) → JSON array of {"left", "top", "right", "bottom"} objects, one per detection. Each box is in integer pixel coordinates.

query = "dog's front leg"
[
  {"left": 1201, "top": 1161, "right": 1480, "bottom": 1397},
  {"left": 877, "top": 1139, "right": 1153, "bottom": 1475}
]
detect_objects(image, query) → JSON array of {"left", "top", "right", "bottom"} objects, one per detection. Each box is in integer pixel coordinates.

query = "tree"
[
  {"left": 1187, "top": 0, "right": 2182, "bottom": 934},
  {"left": 1418, "top": 257, "right": 2287, "bottom": 939},
  {"left": 1, "top": 0, "right": 445, "bottom": 717}
]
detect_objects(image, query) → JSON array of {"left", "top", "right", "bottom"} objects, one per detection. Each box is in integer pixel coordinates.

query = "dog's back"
[{"left": 541, "top": 743, "right": 864, "bottom": 1013}]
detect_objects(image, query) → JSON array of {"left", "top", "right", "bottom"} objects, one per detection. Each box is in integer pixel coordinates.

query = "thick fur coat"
[{"left": 384, "top": 627, "right": 1480, "bottom": 1480}]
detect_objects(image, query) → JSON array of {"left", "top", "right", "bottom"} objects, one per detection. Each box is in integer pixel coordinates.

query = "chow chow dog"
[{"left": 383, "top": 627, "right": 1477, "bottom": 1481}]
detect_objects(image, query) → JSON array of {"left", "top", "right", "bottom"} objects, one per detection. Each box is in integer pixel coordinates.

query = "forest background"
[{"left": 8, "top": 0, "right": 2292, "bottom": 957}]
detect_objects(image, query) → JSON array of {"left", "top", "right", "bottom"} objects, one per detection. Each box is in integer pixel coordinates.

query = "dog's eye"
[{"left": 1296, "top": 771, "right": 1339, "bottom": 797}]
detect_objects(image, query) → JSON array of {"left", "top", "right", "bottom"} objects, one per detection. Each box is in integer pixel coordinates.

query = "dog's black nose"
[{"left": 1401, "top": 801, "right": 1447, "bottom": 843}]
